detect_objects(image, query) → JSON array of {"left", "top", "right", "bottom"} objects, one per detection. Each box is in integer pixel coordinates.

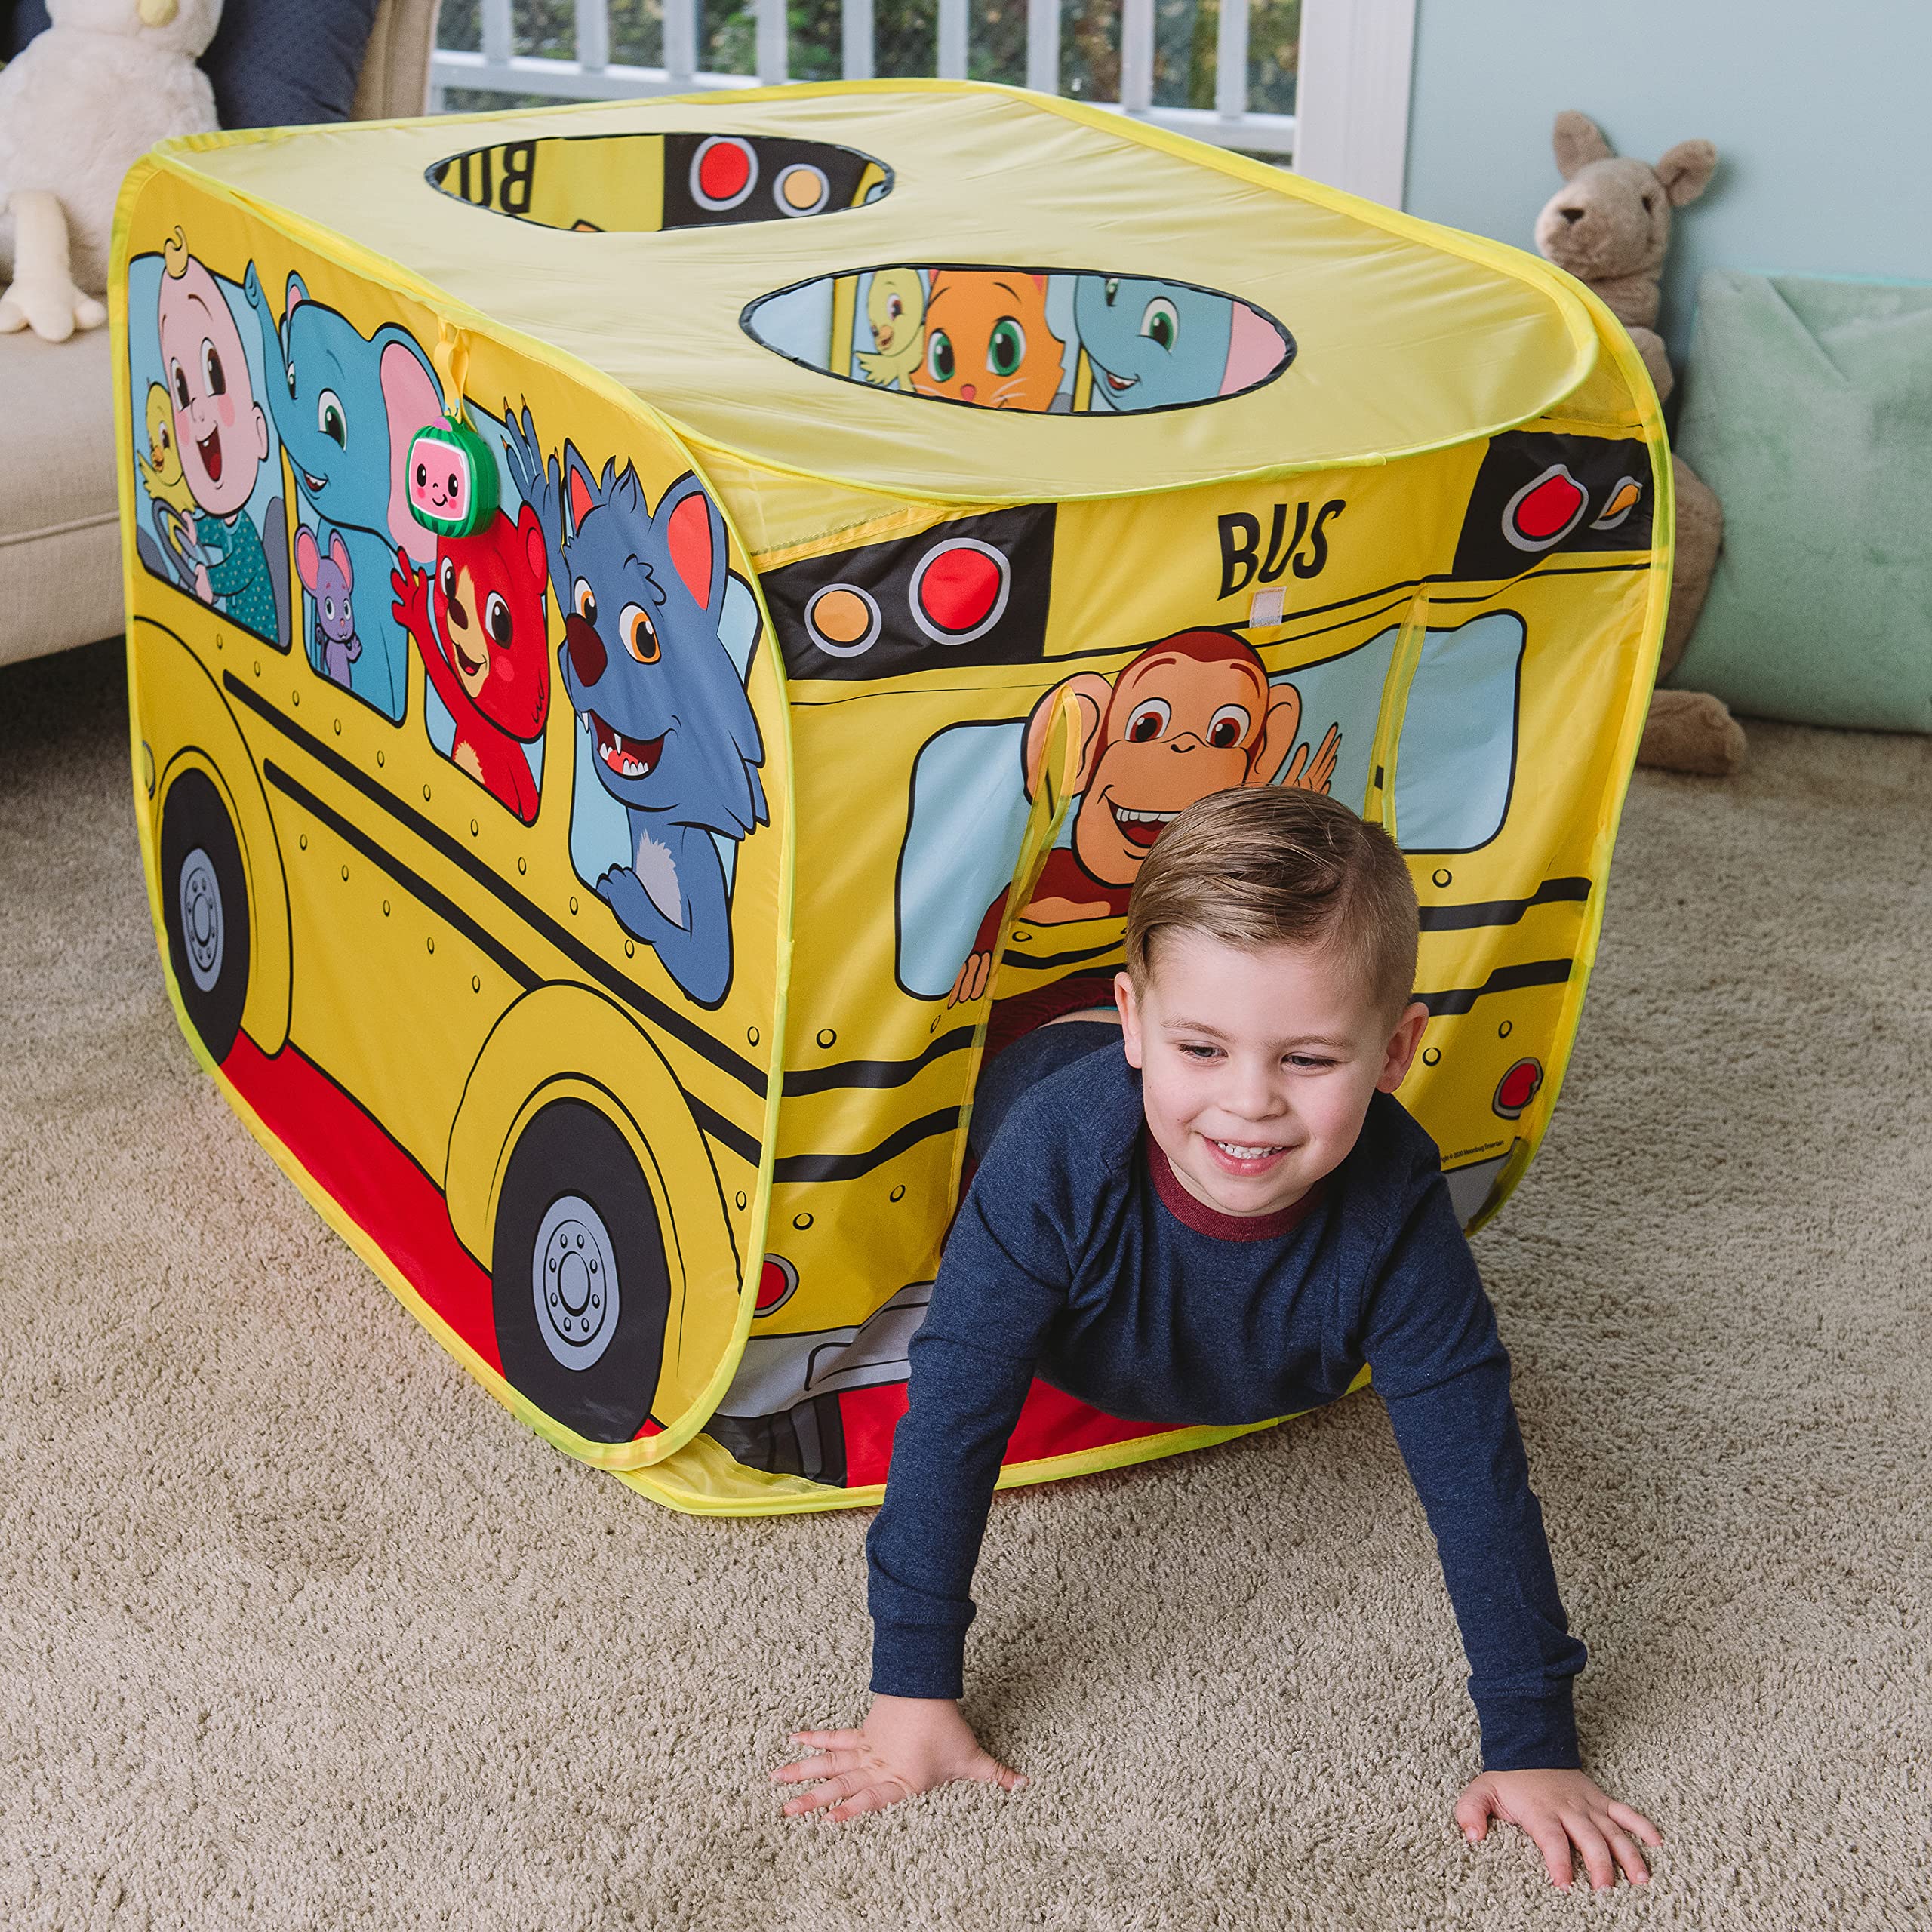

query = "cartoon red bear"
[{"left": 391, "top": 505, "right": 551, "bottom": 825}]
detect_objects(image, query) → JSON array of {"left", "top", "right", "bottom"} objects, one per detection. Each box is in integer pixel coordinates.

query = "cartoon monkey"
[
  {"left": 949, "top": 629, "right": 1341, "bottom": 1006},
  {"left": 390, "top": 504, "right": 551, "bottom": 826}
]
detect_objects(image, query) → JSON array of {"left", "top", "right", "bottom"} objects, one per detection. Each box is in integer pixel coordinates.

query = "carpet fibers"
[{"left": 2, "top": 640, "right": 1927, "bottom": 1930}]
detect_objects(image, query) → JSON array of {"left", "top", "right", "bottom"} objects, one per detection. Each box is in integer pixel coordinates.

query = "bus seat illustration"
[{"left": 115, "top": 83, "right": 1669, "bottom": 1515}]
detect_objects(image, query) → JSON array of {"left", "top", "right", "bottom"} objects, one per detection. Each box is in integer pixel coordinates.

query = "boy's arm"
[
  {"left": 864, "top": 1120, "right": 1075, "bottom": 1700},
  {"left": 1358, "top": 1172, "right": 1586, "bottom": 1772}
]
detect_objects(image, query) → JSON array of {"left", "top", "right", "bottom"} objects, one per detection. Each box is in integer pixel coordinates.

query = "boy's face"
[{"left": 1115, "top": 931, "right": 1429, "bottom": 1220}]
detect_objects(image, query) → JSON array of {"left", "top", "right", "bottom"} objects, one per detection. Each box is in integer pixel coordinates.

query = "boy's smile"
[{"left": 1115, "top": 931, "right": 1429, "bottom": 1220}]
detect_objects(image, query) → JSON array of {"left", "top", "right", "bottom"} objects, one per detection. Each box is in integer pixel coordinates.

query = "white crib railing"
[{"left": 429, "top": 0, "right": 1298, "bottom": 156}]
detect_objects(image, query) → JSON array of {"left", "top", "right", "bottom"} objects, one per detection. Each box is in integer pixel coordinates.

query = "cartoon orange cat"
[{"left": 911, "top": 270, "right": 1066, "bottom": 411}]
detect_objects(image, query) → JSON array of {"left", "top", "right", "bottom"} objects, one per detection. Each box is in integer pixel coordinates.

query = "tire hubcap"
[
  {"left": 179, "top": 847, "right": 224, "bottom": 993},
  {"left": 532, "top": 1195, "right": 621, "bottom": 1371}
]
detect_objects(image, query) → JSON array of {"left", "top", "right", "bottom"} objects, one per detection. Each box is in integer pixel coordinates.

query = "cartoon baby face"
[{"left": 156, "top": 250, "right": 269, "bottom": 518}]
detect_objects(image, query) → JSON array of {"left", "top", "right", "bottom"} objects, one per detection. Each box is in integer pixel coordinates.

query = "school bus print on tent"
[{"left": 114, "top": 84, "right": 1670, "bottom": 1515}]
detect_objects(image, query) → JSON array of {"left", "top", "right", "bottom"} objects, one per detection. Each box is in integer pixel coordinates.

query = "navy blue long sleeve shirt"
[{"left": 865, "top": 1042, "right": 1586, "bottom": 1771}]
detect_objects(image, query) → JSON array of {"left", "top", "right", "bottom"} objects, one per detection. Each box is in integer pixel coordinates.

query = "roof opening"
[
  {"left": 426, "top": 132, "right": 891, "bottom": 233},
  {"left": 743, "top": 265, "right": 1294, "bottom": 416}
]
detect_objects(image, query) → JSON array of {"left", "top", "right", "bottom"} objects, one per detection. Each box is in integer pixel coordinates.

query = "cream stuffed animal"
[
  {"left": 0, "top": 0, "right": 222, "bottom": 343},
  {"left": 1534, "top": 110, "right": 1743, "bottom": 776}
]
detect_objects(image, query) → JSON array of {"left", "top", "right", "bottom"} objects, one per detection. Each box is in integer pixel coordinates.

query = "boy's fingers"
[
  {"left": 1606, "top": 1801, "right": 1663, "bottom": 1846},
  {"left": 1454, "top": 1791, "right": 1494, "bottom": 1841},
  {"left": 1564, "top": 1815, "right": 1617, "bottom": 1891},
  {"left": 789, "top": 1729, "right": 864, "bottom": 1750},
  {"left": 782, "top": 1770, "right": 868, "bottom": 1817},
  {"left": 771, "top": 1750, "right": 858, "bottom": 1785},
  {"left": 1606, "top": 1828, "right": 1652, "bottom": 1884},
  {"left": 1527, "top": 1820, "right": 1575, "bottom": 1891},
  {"left": 829, "top": 1782, "right": 907, "bottom": 1822}
]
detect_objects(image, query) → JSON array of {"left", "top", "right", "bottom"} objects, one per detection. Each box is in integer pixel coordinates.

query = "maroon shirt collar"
[{"left": 1144, "top": 1132, "right": 1324, "bottom": 1242}]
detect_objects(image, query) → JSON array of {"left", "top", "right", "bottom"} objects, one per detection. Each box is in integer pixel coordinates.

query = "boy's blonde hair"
[{"left": 1123, "top": 788, "right": 1419, "bottom": 1023}]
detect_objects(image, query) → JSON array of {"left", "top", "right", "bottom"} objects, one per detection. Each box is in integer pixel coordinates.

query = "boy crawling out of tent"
[{"left": 772, "top": 786, "right": 1661, "bottom": 1894}]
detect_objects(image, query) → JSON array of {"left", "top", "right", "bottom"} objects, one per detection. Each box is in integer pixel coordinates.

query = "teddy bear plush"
[
  {"left": 0, "top": 0, "right": 223, "bottom": 343},
  {"left": 1535, "top": 109, "right": 1744, "bottom": 777}
]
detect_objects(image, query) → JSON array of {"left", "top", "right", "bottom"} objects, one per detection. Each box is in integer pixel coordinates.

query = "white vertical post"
[
  {"left": 843, "top": 0, "right": 875, "bottom": 80},
  {"left": 575, "top": 0, "right": 609, "bottom": 71},
  {"left": 756, "top": 0, "right": 789, "bottom": 82},
  {"left": 1120, "top": 0, "right": 1155, "bottom": 111},
  {"left": 937, "top": 0, "right": 968, "bottom": 79},
  {"left": 1294, "top": 0, "right": 1417, "bottom": 205},
  {"left": 664, "top": 0, "right": 698, "bottom": 85},
  {"left": 1026, "top": 0, "right": 1060, "bottom": 94},
  {"left": 1214, "top": 0, "right": 1249, "bottom": 121},
  {"left": 481, "top": 0, "right": 512, "bottom": 63}
]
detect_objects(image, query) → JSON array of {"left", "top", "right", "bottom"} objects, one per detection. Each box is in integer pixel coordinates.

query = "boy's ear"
[
  {"left": 1376, "top": 999, "right": 1432, "bottom": 1093},
  {"left": 1115, "top": 969, "right": 1144, "bottom": 1068}
]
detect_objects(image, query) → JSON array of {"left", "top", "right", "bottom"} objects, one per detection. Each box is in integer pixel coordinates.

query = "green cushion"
[{"left": 1672, "top": 271, "right": 1932, "bottom": 734}]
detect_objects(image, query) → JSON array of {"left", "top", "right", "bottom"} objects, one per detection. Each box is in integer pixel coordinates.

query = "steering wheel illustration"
[{"left": 152, "top": 500, "right": 211, "bottom": 587}]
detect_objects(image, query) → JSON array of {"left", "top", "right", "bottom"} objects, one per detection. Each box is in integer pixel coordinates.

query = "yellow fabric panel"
[
  {"left": 165, "top": 83, "right": 1598, "bottom": 518},
  {"left": 113, "top": 155, "right": 795, "bottom": 1472},
  {"left": 112, "top": 88, "right": 1671, "bottom": 1516}
]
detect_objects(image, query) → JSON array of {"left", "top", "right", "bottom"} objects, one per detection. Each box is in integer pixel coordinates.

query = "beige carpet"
[{"left": 3, "top": 638, "right": 1928, "bottom": 1932}]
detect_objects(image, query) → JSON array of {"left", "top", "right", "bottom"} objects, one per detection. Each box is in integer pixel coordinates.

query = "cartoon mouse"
[
  {"left": 390, "top": 503, "right": 552, "bottom": 826},
  {"left": 296, "top": 527, "right": 361, "bottom": 690},
  {"left": 949, "top": 628, "right": 1340, "bottom": 1005}
]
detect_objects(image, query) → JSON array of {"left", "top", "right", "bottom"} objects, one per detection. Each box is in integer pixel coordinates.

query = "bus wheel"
[
  {"left": 491, "top": 1099, "right": 670, "bottom": 1443},
  {"left": 158, "top": 767, "right": 251, "bottom": 1064}
]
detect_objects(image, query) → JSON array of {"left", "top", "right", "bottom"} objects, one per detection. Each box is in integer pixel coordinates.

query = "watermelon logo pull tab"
[{"left": 408, "top": 321, "right": 499, "bottom": 538}]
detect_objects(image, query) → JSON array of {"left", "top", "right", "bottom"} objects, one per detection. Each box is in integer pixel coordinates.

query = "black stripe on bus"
[
  {"left": 773, "top": 1109, "right": 959, "bottom": 1185},
  {"left": 782, "top": 1026, "right": 977, "bottom": 1096},
  {"left": 1419, "top": 877, "right": 1592, "bottom": 931},
  {"left": 262, "top": 758, "right": 764, "bottom": 1170},
  {"left": 1419, "top": 958, "right": 1573, "bottom": 1017},
  {"left": 225, "top": 669, "right": 767, "bottom": 1096}
]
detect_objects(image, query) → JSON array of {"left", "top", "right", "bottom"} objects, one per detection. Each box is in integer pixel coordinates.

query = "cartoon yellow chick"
[
  {"left": 854, "top": 267, "right": 926, "bottom": 392},
  {"left": 136, "top": 380, "right": 198, "bottom": 520}
]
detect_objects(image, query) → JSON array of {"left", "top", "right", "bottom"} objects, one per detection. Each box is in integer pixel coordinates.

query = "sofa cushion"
[
  {"left": 0, "top": 328, "right": 123, "bottom": 665},
  {"left": 1672, "top": 270, "right": 1932, "bottom": 735},
  {"left": 8, "top": 0, "right": 383, "bottom": 128}
]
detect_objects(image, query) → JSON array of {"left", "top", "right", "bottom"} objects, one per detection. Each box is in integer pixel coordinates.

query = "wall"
[{"left": 1402, "top": 1, "right": 1932, "bottom": 358}]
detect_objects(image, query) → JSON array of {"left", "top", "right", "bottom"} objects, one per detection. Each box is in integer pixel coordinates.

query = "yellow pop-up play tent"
[{"left": 112, "top": 82, "right": 1669, "bottom": 1515}]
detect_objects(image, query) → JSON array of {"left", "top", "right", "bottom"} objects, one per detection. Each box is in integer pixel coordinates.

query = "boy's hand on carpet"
[
  {"left": 771, "top": 1694, "right": 1026, "bottom": 1821},
  {"left": 1456, "top": 1768, "right": 1661, "bottom": 1891}
]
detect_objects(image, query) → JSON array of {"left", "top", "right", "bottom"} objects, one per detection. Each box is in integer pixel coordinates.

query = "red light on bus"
[
  {"left": 1503, "top": 465, "right": 1587, "bottom": 552},
  {"left": 909, "top": 538, "right": 1009, "bottom": 645},
  {"left": 692, "top": 137, "right": 757, "bottom": 211},
  {"left": 755, "top": 1254, "right": 799, "bottom": 1316},
  {"left": 1493, "top": 1057, "right": 1544, "bottom": 1118}
]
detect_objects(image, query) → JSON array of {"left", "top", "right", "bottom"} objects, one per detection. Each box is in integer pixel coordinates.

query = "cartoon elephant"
[{"left": 245, "top": 263, "right": 442, "bottom": 719}]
